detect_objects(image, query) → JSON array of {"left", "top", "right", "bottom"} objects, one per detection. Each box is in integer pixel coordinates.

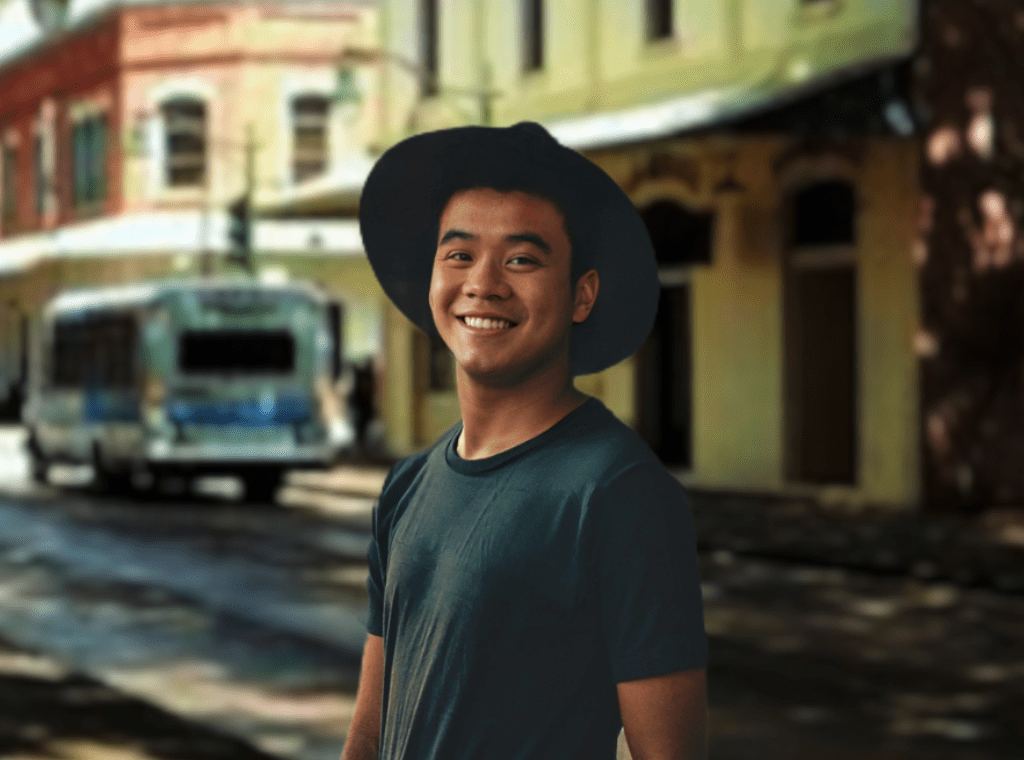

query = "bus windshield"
[{"left": 178, "top": 330, "right": 296, "bottom": 375}]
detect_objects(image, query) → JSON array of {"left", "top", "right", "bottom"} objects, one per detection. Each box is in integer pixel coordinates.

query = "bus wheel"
[
  {"left": 243, "top": 469, "right": 283, "bottom": 504},
  {"left": 92, "top": 446, "right": 133, "bottom": 495},
  {"left": 29, "top": 451, "right": 49, "bottom": 484},
  {"left": 26, "top": 434, "right": 48, "bottom": 484}
]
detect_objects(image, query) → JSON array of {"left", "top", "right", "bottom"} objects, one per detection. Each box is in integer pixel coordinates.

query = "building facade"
[
  {"left": 341, "top": 0, "right": 920, "bottom": 512},
  {"left": 0, "top": 0, "right": 386, "bottom": 417}
]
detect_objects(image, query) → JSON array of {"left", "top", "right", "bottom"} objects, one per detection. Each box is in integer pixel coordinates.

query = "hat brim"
[{"left": 358, "top": 124, "right": 659, "bottom": 377}]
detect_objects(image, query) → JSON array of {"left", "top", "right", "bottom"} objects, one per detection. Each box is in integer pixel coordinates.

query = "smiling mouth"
[{"left": 458, "top": 316, "right": 516, "bottom": 330}]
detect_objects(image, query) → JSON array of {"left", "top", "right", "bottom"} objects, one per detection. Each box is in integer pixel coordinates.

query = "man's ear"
[{"left": 572, "top": 269, "right": 599, "bottom": 324}]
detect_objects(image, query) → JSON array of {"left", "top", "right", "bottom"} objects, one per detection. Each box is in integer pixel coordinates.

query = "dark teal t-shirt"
[{"left": 366, "top": 397, "right": 707, "bottom": 760}]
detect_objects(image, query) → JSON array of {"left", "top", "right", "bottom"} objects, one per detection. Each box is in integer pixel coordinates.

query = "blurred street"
[{"left": 0, "top": 426, "right": 1020, "bottom": 759}]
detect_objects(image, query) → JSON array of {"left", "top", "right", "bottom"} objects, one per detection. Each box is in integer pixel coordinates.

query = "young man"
[{"left": 343, "top": 122, "right": 708, "bottom": 760}]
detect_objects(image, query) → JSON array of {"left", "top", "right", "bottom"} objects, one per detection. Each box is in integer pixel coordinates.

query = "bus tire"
[
  {"left": 25, "top": 433, "right": 48, "bottom": 484},
  {"left": 243, "top": 469, "right": 283, "bottom": 504},
  {"left": 28, "top": 450, "right": 48, "bottom": 484},
  {"left": 92, "top": 445, "right": 133, "bottom": 495}
]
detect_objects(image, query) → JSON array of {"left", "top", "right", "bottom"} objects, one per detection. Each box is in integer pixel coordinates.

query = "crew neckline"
[{"left": 444, "top": 397, "right": 601, "bottom": 475}]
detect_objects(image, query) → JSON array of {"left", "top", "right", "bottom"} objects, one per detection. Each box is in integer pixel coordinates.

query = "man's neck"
[{"left": 455, "top": 367, "right": 588, "bottom": 460}]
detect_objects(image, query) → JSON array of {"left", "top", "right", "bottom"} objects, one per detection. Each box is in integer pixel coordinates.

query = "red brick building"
[{"left": 0, "top": 0, "right": 382, "bottom": 415}]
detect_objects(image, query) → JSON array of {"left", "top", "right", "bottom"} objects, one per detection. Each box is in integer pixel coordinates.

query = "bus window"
[
  {"left": 52, "top": 314, "right": 137, "bottom": 389},
  {"left": 52, "top": 320, "right": 86, "bottom": 387},
  {"left": 98, "top": 315, "right": 137, "bottom": 388},
  {"left": 179, "top": 330, "right": 295, "bottom": 374}
]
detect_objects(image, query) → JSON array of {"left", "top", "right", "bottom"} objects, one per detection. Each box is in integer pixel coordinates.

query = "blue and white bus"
[{"left": 24, "top": 277, "right": 354, "bottom": 499}]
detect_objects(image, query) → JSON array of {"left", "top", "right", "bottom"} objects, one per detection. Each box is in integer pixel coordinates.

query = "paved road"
[
  {"left": 0, "top": 429, "right": 375, "bottom": 760},
  {"left": 0, "top": 427, "right": 1022, "bottom": 759}
]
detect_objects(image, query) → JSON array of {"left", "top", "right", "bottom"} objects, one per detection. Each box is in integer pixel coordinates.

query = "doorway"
[
  {"left": 784, "top": 180, "right": 858, "bottom": 484},
  {"left": 637, "top": 201, "right": 714, "bottom": 467}
]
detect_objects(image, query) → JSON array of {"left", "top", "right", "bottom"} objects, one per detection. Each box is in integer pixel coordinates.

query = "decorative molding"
[
  {"left": 67, "top": 91, "right": 113, "bottom": 123},
  {"left": 772, "top": 137, "right": 864, "bottom": 188},
  {"left": 621, "top": 150, "right": 702, "bottom": 196}
]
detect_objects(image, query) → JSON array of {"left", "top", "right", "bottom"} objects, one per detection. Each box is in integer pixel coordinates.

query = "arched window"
[
  {"left": 522, "top": 0, "right": 543, "bottom": 72},
  {"left": 292, "top": 94, "right": 330, "bottom": 183},
  {"left": 641, "top": 200, "right": 715, "bottom": 266},
  {"left": 162, "top": 97, "right": 206, "bottom": 188},
  {"left": 791, "top": 180, "right": 856, "bottom": 247},
  {"left": 645, "top": 0, "right": 672, "bottom": 41}
]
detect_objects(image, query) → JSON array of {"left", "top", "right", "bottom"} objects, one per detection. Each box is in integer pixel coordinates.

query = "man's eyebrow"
[
  {"left": 506, "top": 232, "right": 551, "bottom": 254},
  {"left": 439, "top": 229, "right": 476, "bottom": 245}
]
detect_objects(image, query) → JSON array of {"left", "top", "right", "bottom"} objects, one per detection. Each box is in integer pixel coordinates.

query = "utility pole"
[
  {"left": 227, "top": 122, "right": 257, "bottom": 273},
  {"left": 245, "top": 122, "right": 256, "bottom": 202}
]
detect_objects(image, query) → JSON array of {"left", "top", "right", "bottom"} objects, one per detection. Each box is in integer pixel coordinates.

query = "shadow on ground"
[{"left": 0, "top": 640, "right": 280, "bottom": 760}]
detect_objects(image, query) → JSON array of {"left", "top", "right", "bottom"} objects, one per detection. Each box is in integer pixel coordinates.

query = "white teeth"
[{"left": 463, "top": 316, "right": 512, "bottom": 330}]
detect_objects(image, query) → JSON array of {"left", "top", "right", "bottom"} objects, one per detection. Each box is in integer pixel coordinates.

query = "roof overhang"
[{"left": 547, "top": 56, "right": 917, "bottom": 152}]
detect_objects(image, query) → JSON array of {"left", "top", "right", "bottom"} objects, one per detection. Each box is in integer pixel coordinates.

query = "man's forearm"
[
  {"left": 340, "top": 728, "right": 379, "bottom": 760},
  {"left": 341, "top": 634, "right": 384, "bottom": 760},
  {"left": 618, "top": 669, "right": 708, "bottom": 760}
]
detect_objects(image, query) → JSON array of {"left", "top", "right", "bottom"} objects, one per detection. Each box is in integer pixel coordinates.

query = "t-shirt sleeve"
[
  {"left": 366, "top": 495, "right": 386, "bottom": 637},
  {"left": 592, "top": 461, "right": 707, "bottom": 683}
]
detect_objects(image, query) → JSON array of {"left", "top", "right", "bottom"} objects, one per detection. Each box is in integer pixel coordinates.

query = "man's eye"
[
  {"left": 509, "top": 255, "right": 538, "bottom": 266},
  {"left": 445, "top": 251, "right": 471, "bottom": 262}
]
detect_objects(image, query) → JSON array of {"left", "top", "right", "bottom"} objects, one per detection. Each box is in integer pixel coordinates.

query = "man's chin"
[{"left": 456, "top": 354, "right": 571, "bottom": 390}]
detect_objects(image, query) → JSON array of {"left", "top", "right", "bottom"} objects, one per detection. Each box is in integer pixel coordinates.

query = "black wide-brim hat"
[{"left": 358, "top": 122, "right": 659, "bottom": 377}]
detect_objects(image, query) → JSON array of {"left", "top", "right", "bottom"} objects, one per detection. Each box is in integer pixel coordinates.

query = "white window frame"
[
  {"left": 145, "top": 78, "right": 216, "bottom": 200},
  {"left": 279, "top": 72, "right": 345, "bottom": 189},
  {"left": 32, "top": 99, "right": 57, "bottom": 221},
  {"left": 290, "top": 93, "right": 332, "bottom": 184}
]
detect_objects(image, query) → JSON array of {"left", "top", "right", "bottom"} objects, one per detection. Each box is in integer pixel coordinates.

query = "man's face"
[{"left": 429, "top": 188, "right": 597, "bottom": 387}]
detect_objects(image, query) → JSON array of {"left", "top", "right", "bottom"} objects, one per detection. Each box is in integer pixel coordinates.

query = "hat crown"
[{"left": 509, "top": 121, "right": 560, "bottom": 146}]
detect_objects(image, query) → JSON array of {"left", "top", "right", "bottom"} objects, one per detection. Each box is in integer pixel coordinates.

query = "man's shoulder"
[
  {"left": 378, "top": 425, "right": 455, "bottom": 506},
  {"left": 539, "top": 398, "right": 672, "bottom": 487}
]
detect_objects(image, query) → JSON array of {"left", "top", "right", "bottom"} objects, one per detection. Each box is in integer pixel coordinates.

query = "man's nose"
[{"left": 464, "top": 258, "right": 511, "bottom": 299}]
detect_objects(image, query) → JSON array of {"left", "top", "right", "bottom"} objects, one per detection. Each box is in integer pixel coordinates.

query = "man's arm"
[
  {"left": 617, "top": 668, "right": 708, "bottom": 760},
  {"left": 340, "top": 634, "right": 384, "bottom": 760}
]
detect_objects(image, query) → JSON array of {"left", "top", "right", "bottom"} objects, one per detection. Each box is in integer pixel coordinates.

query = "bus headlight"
[
  {"left": 143, "top": 376, "right": 168, "bottom": 430},
  {"left": 327, "top": 417, "right": 355, "bottom": 447},
  {"left": 145, "top": 405, "right": 167, "bottom": 429}
]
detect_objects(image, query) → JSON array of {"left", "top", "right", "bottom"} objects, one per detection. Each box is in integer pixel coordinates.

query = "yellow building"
[{"left": 273, "top": 0, "right": 923, "bottom": 511}]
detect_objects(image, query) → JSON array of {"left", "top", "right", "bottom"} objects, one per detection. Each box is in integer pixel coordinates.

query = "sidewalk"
[
  {"left": 686, "top": 488, "right": 1024, "bottom": 593},
  {"left": 285, "top": 462, "right": 1024, "bottom": 593}
]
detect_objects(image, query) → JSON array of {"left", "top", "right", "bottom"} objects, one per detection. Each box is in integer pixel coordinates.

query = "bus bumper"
[{"left": 144, "top": 439, "right": 338, "bottom": 471}]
